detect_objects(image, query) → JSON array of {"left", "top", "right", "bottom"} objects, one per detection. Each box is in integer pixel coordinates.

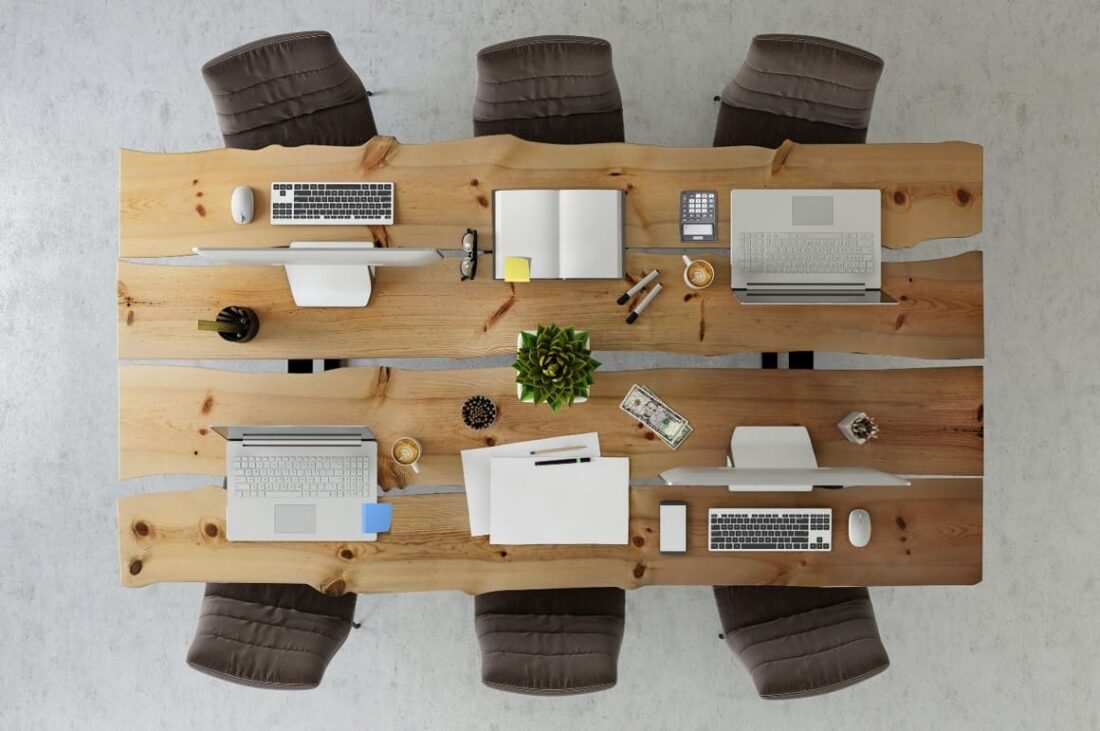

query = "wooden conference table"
[{"left": 116, "top": 135, "right": 984, "bottom": 596}]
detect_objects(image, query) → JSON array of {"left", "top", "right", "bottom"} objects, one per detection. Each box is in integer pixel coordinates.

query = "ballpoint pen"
[
  {"left": 616, "top": 269, "right": 660, "bottom": 305},
  {"left": 626, "top": 283, "right": 663, "bottom": 324}
]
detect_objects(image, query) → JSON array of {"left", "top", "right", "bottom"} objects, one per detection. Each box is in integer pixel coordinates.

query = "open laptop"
[
  {"left": 214, "top": 426, "right": 379, "bottom": 542},
  {"left": 730, "top": 189, "right": 895, "bottom": 305}
]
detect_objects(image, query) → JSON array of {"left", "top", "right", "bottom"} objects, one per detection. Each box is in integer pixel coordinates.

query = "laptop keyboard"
[
  {"left": 232, "top": 455, "right": 372, "bottom": 499},
  {"left": 740, "top": 231, "right": 875, "bottom": 275}
]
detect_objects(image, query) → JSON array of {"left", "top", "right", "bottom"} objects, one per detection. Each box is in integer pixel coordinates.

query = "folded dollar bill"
[{"left": 619, "top": 383, "right": 694, "bottom": 450}]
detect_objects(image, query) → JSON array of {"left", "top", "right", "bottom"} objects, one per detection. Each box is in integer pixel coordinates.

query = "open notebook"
[{"left": 493, "top": 189, "right": 625, "bottom": 279}]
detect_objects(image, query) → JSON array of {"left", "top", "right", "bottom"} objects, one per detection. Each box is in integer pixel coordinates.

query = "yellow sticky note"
[{"left": 504, "top": 256, "right": 531, "bottom": 283}]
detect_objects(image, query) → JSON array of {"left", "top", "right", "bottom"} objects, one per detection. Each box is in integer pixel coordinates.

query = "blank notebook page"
[
  {"left": 558, "top": 189, "right": 624, "bottom": 279},
  {"left": 493, "top": 189, "right": 561, "bottom": 279}
]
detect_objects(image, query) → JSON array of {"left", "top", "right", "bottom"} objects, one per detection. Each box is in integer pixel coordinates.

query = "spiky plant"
[{"left": 513, "top": 324, "right": 601, "bottom": 412}]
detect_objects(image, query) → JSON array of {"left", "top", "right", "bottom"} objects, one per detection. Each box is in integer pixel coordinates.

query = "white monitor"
[
  {"left": 659, "top": 466, "right": 911, "bottom": 492},
  {"left": 192, "top": 242, "right": 442, "bottom": 307}
]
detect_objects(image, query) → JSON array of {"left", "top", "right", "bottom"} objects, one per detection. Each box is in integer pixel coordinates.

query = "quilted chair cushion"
[
  {"left": 713, "top": 34, "right": 883, "bottom": 147},
  {"left": 714, "top": 586, "right": 890, "bottom": 699},
  {"left": 473, "top": 35, "right": 624, "bottom": 143},
  {"left": 186, "top": 583, "right": 357, "bottom": 689},
  {"left": 475, "top": 588, "right": 625, "bottom": 695},
  {"left": 202, "top": 31, "right": 377, "bottom": 149}
]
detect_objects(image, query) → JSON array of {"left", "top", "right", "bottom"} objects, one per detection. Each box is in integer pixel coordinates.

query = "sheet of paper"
[
  {"left": 493, "top": 189, "right": 560, "bottom": 279},
  {"left": 503, "top": 256, "right": 531, "bottom": 282},
  {"left": 489, "top": 457, "right": 629, "bottom": 545},
  {"left": 460, "top": 432, "right": 601, "bottom": 536},
  {"left": 558, "top": 189, "right": 624, "bottom": 279}
]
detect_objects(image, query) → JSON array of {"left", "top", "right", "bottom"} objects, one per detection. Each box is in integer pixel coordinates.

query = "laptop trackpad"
[{"left": 274, "top": 504, "right": 316, "bottom": 534}]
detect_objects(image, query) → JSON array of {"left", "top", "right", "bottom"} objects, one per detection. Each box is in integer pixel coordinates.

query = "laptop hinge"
[
  {"left": 747, "top": 283, "right": 865, "bottom": 293},
  {"left": 242, "top": 438, "right": 363, "bottom": 447}
]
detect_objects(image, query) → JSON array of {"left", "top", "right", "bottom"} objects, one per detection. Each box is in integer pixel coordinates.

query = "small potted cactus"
[
  {"left": 513, "top": 324, "right": 601, "bottom": 412},
  {"left": 838, "top": 411, "right": 880, "bottom": 445}
]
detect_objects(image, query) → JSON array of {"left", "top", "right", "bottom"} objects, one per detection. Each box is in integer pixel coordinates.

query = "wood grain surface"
[
  {"left": 117, "top": 252, "right": 983, "bottom": 360},
  {"left": 117, "top": 481, "right": 982, "bottom": 592},
  {"left": 119, "top": 136, "right": 983, "bottom": 257},
  {"left": 119, "top": 365, "right": 983, "bottom": 484}
]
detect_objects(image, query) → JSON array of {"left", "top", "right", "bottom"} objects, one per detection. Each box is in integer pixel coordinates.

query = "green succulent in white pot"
[{"left": 513, "top": 324, "right": 601, "bottom": 412}]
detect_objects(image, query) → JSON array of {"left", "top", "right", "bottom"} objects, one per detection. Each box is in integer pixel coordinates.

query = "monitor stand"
[
  {"left": 284, "top": 241, "right": 374, "bottom": 307},
  {"left": 725, "top": 426, "right": 817, "bottom": 491}
]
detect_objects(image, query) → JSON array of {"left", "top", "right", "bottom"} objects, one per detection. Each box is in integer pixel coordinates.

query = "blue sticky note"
[{"left": 361, "top": 503, "right": 393, "bottom": 534}]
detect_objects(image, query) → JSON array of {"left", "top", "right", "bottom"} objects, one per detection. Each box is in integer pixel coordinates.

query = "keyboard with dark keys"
[
  {"left": 708, "top": 508, "right": 832, "bottom": 552},
  {"left": 270, "top": 181, "right": 394, "bottom": 225}
]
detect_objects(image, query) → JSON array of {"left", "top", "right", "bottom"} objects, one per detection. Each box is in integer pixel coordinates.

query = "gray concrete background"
[{"left": 2, "top": 0, "right": 1098, "bottom": 728}]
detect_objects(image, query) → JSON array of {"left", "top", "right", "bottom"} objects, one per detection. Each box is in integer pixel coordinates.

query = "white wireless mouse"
[
  {"left": 848, "top": 509, "right": 872, "bottom": 548},
  {"left": 231, "top": 186, "right": 254, "bottom": 224}
]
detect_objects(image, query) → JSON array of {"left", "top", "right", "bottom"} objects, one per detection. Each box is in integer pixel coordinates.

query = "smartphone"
[{"left": 659, "top": 500, "right": 688, "bottom": 554}]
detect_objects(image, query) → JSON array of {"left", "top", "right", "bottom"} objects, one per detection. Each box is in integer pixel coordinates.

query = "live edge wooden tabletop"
[
  {"left": 120, "top": 365, "right": 983, "bottom": 486},
  {"left": 118, "top": 482, "right": 982, "bottom": 592},
  {"left": 119, "top": 135, "right": 982, "bottom": 256}
]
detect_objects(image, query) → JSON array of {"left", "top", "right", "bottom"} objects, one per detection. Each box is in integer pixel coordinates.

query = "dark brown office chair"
[
  {"left": 202, "top": 30, "right": 377, "bottom": 149},
  {"left": 475, "top": 588, "right": 625, "bottom": 695},
  {"left": 712, "top": 34, "right": 884, "bottom": 147},
  {"left": 186, "top": 583, "right": 357, "bottom": 689},
  {"left": 473, "top": 35, "right": 624, "bottom": 143},
  {"left": 471, "top": 50, "right": 626, "bottom": 692},
  {"left": 714, "top": 586, "right": 889, "bottom": 699}
]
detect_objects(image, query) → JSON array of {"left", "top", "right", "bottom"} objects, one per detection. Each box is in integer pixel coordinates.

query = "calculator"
[{"left": 680, "top": 190, "right": 717, "bottom": 242}]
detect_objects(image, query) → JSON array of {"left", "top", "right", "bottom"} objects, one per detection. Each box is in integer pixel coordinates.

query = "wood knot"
[
  {"left": 894, "top": 313, "right": 907, "bottom": 330},
  {"left": 128, "top": 559, "right": 143, "bottom": 576},
  {"left": 203, "top": 523, "right": 219, "bottom": 538},
  {"left": 632, "top": 563, "right": 646, "bottom": 579},
  {"left": 631, "top": 535, "right": 645, "bottom": 547},
  {"left": 498, "top": 550, "right": 508, "bottom": 558},
  {"left": 955, "top": 188, "right": 971, "bottom": 205},
  {"left": 900, "top": 536, "right": 908, "bottom": 543},
  {"left": 340, "top": 548, "right": 355, "bottom": 560},
  {"left": 896, "top": 516, "right": 907, "bottom": 530},
  {"left": 476, "top": 195, "right": 489, "bottom": 208},
  {"left": 905, "top": 548, "right": 912, "bottom": 555},
  {"left": 198, "top": 428, "right": 208, "bottom": 436},
  {"left": 133, "top": 521, "right": 150, "bottom": 537},
  {"left": 192, "top": 179, "right": 198, "bottom": 185},
  {"left": 644, "top": 431, "right": 655, "bottom": 441},
  {"left": 325, "top": 579, "right": 347, "bottom": 596},
  {"left": 201, "top": 395, "right": 214, "bottom": 415},
  {"left": 683, "top": 293, "right": 697, "bottom": 302},
  {"left": 469, "top": 178, "right": 479, "bottom": 186},
  {"left": 485, "top": 436, "right": 497, "bottom": 446},
  {"left": 126, "top": 310, "right": 134, "bottom": 326},
  {"left": 892, "top": 190, "right": 907, "bottom": 206},
  {"left": 608, "top": 170, "right": 623, "bottom": 177},
  {"left": 195, "top": 204, "right": 206, "bottom": 217},
  {"left": 195, "top": 191, "right": 203, "bottom": 198}
]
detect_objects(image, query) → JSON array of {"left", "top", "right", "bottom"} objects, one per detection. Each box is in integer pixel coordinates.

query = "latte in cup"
[
  {"left": 681, "top": 255, "right": 715, "bottom": 289},
  {"left": 391, "top": 436, "right": 423, "bottom": 473}
]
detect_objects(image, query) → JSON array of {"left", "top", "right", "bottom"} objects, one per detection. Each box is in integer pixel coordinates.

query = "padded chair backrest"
[
  {"left": 475, "top": 587, "right": 625, "bottom": 695},
  {"left": 202, "top": 31, "right": 377, "bottom": 150},
  {"left": 473, "top": 35, "right": 624, "bottom": 144},
  {"left": 187, "top": 583, "right": 356, "bottom": 689},
  {"left": 714, "top": 34, "right": 884, "bottom": 147},
  {"left": 714, "top": 586, "right": 889, "bottom": 699}
]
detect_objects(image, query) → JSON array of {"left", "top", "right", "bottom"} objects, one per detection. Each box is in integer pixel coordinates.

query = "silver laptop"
[
  {"left": 215, "top": 426, "right": 379, "bottom": 542},
  {"left": 730, "top": 189, "right": 895, "bottom": 305}
]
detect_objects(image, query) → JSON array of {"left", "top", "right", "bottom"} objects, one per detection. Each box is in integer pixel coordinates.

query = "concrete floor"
[{"left": 2, "top": 0, "right": 1098, "bottom": 728}]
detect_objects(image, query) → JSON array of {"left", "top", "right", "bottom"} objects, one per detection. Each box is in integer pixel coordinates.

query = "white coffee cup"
[
  {"left": 391, "top": 436, "right": 423, "bottom": 474},
  {"left": 682, "top": 255, "right": 715, "bottom": 289}
]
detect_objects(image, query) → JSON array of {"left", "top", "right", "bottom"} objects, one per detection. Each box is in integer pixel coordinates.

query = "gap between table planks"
[
  {"left": 118, "top": 251, "right": 983, "bottom": 360},
  {"left": 117, "top": 481, "right": 982, "bottom": 592},
  {"left": 119, "top": 136, "right": 982, "bottom": 256},
  {"left": 119, "top": 365, "right": 983, "bottom": 485}
]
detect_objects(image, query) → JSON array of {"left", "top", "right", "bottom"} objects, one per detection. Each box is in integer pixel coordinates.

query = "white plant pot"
[
  {"left": 838, "top": 410, "right": 873, "bottom": 445},
  {"left": 516, "top": 331, "right": 589, "bottom": 404}
]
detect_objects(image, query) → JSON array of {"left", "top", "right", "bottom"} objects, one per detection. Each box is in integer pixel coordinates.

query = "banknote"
[{"left": 619, "top": 384, "right": 694, "bottom": 450}]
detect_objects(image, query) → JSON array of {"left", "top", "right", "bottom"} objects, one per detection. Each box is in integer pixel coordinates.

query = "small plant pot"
[
  {"left": 838, "top": 411, "right": 879, "bottom": 445},
  {"left": 515, "top": 331, "right": 589, "bottom": 404},
  {"left": 216, "top": 306, "right": 260, "bottom": 343},
  {"left": 462, "top": 396, "right": 497, "bottom": 430}
]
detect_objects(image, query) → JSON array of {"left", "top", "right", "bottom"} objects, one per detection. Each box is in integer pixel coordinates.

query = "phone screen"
[{"left": 659, "top": 503, "right": 688, "bottom": 553}]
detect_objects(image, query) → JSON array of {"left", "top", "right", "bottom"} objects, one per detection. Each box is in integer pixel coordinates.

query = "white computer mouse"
[
  {"left": 848, "top": 509, "right": 872, "bottom": 548},
  {"left": 231, "top": 186, "right": 254, "bottom": 224}
]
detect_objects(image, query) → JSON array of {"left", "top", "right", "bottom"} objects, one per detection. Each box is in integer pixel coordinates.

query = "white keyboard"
[
  {"left": 709, "top": 508, "right": 832, "bottom": 551},
  {"left": 270, "top": 181, "right": 394, "bottom": 225},
  {"left": 740, "top": 231, "right": 875, "bottom": 275},
  {"left": 232, "top": 455, "right": 372, "bottom": 499}
]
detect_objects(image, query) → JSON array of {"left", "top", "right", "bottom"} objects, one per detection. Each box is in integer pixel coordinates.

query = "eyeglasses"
[{"left": 460, "top": 228, "right": 478, "bottom": 280}]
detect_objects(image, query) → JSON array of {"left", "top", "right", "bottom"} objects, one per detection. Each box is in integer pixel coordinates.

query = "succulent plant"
[{"left": 513, "top": 324, "right": 601, "bottom": 412}]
